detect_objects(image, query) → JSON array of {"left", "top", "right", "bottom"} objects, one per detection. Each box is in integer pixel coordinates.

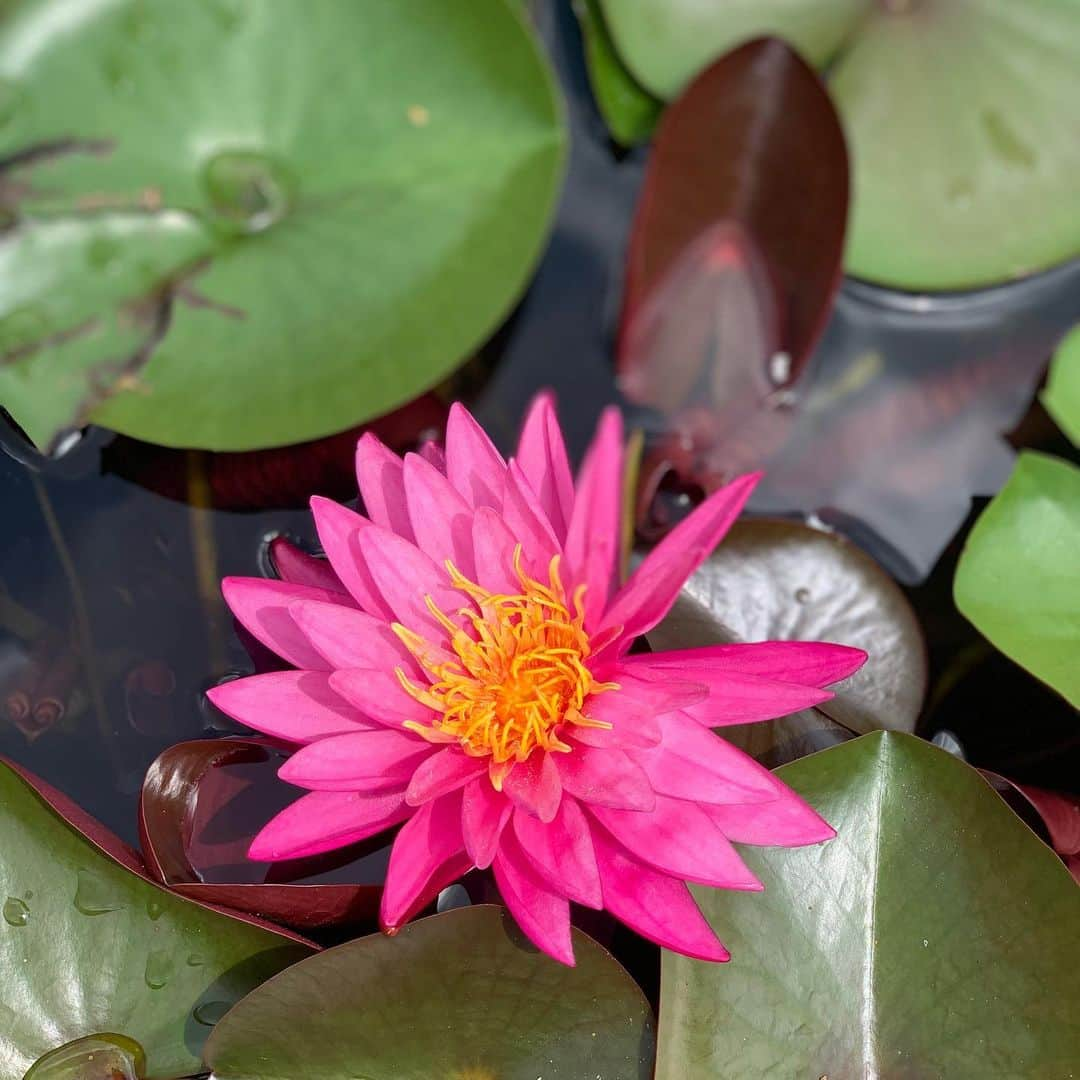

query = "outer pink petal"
[
  {"left": 492, "top": 829, "right": 574, "bottom": 966},
  {"left": 563, "top": 407, "right": 623, "bottom": 627},
  {"left": 556, "top": 743, "right": 655, "bottom": 811},
  {"left": 632, "top": 713, "right": 777, "bottom": 804},
  {"left": 445, "top": 402, "right": 506, "bottom": 510},
  {"left": 269, "top": 538, "right": 351, "bottom": 597},
  {"left": 405, "top": 748, "right": 489, "bottom": 806},
  {"left": 589, "top": 796, "right": 762, "bottom": 891},
  {"left": 471, "top": 507, "right": 520, "bottom": 595},
  {"left": 207, "top": 671, "right": 376, "bottom": 744},
  {"left": 278, "top": 729, "right": 433, "bottom": 790},
  {"left": 701, "top": 789, "right": 836, "bottom": 847},
  {"left": 288, "top": 598, "right": 421, "bottom": 674},
  {"left": 516, "top": 391, "right": 575, "bottom": 542},
  {"left": 513, "top": 796, "right": 602, "bottom": 908},
  {"left": 597, "top": 472, "right": 761, "bottom": 650},
  {"left": 355, "top": 433, "right": 414, "bottom": 541},
  {"left": 501, "top": 462, "right": 560, "bottom": 578},
  {"left": 329, "top": 669, "right": 437, "bottom": 728},
  {"left": 356, "top": 525, "right": 471, "bottom": 641},
  {"left": 403, "top": 452, "right": 476, "bottom": 577},
  {"left": 680, "top": 674, "right": 833, "bottom": 727},
  {"left": 221, "top": 577, "right": 344, "bottom": 670},
  {"left": 461, "top": 777, "right": 511, "bottom": 869},
  {"left": 248, "top": 788, "right": 409, "bottom": 861},
  {"left": 630, "top": 641, "right": 867, "bottom": 688},
  {"left": 502, "top": 751, "right": 562, "bottom": 823},
  {"left": 380, "top": 791, "right": 466, "bottom": 930},
  {"left": 586, "top": 670, "right": 707, "bottom": 728},
  {"left": 591, "top": 826, "right": 729, "bottom": 962},
  {"left": 309, "top": 496, "right": 395, "bottom": 620}
]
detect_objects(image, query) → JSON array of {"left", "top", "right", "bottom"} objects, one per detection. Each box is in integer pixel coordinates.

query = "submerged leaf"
[
  {"left": 205, "top": 905, "right": 656, "bottom": 1080},
  {"left": 657, "top": 733, "right": 1080, "bottom": 1077},
  {"left": 0, "top": 0, "right": 565, "bottom": 451}
]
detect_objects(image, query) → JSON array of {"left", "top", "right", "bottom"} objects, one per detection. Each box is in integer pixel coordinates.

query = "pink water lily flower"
[{"left": 208, "top": 396, "right": 865, "bottom": 965}]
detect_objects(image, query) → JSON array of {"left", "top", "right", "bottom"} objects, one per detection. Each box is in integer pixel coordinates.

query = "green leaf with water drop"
[
  {"left": 0, "top": 0, "right": 565, "bottom": 451},
  {"left": 0, "top": 759, "right": 311, "bottom": 1080},
  {"left": 598, "top": 0, "right": 1080, "bottom": 289}
]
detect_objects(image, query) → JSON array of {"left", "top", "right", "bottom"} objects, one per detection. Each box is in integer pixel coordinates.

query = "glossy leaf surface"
[
  {"left": 955, "top": 451, "right": 1080, "bottom": 708},
  {"left": 0, "top": 0, "right": 564, "bottom": 451},
  {"left": 0, "top": 758, "right": 310, "bottom": 1080},
  {"left": 657, "top": 733, "right": 1080, "bottom": 1077},
  {"left": 1043, "top": 324, "right": 1080, "bottom": 447},
  {"left": 205, "top": 905, "right": 656, "bottom": 1080}
]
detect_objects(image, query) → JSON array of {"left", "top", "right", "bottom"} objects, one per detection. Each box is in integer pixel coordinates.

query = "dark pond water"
[{"left": 1, "top": 0, "right": 1077, "bottom": 881}]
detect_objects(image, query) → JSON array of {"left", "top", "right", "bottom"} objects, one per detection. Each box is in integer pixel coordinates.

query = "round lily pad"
[
  {"left": 598, "top": 0, "right": 1080, "bottom": 289},
  {"left": 0, "top": 0, "right": 565, "bottom": 451}
]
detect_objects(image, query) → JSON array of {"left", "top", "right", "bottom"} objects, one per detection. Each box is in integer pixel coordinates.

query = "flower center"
[{"left": 394, "top": 549, "right": 616, "bottom": 775}]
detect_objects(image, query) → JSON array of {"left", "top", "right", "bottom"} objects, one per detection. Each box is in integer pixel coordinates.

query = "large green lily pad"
[
  {"left": 0, "top": 0, "right": 564, "bottom": 451},
  {"left": 0, "top": 759, "right": 311, "bottom": 1079},
  {"left": 657, "top": 732, "right": 1080, "bottom": 1077},
  {"left": 954, "top": 451, "right": 1080, "bottom": 708},
  {"left": 598, "top": 0, "right": 1080, "bottom": 289},
  {"left": 205, "top": 905, "right": 656, "bottom": 1080}
]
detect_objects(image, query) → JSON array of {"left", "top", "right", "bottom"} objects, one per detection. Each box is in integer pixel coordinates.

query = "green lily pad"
[
  {"left": 598, "top": 1, "right": 1080, "bottom": 289},
  {"left": 0, "top": 0, "right": 564, "bottom": 451},
  {"left": 574, "top": 0, "right": 662, "bottom": 146},
  {"left": 205, "top": 905, "right": 656, "bottom": 1080},
  {"left": 954, "top": 451, "right": 1080, "bottom": 708},
  {"left": 0, "top": 759, "right": 311, "bottom": 1079},
  {"left": 1043, "top": 325, "right": 1080, "bottom": 447},
  {"left": 657, "top": 732, "right": 1080, "bottom": 1077}
]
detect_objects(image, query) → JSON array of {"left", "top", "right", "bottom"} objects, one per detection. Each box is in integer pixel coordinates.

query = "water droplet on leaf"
[
  {"left": 146, "top": 897, "right": 164, "bottom": 921},
  {"left": 201, "top": 149, "right": 294, "bottom": 235},
  {"left": 794, "top": 587, "right": 811, "bottom": 604},
  {"left": 23, "top": 1033, "right": 146, "bottom": 1079},
  {"left": 73, "top": 870, "right": 125, "bottom": 916},
  {"left": 144, "top": 947, "right": 174, "bottom": 989},
  {"left": 192, "top": 1000, "right": 231, "bottom": 1026},
  {"left": 3, "top": 896, "right": 30, "bottom": 926}
]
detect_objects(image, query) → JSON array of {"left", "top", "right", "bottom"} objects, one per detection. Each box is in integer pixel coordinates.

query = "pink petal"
[
  {"left": 269, "top": 538, "right": 351, "bottom": 597},
  {"left": 418, "top": 439, "right": 446, "bottom": 471},
  {"left": 516, "top": 391, "right": 575, "bottom": 542},
  {"left": 329, "top": 669, "right": 437, "bottom": 728},
  {"left": 632, "top": 713, "right": 777, "bottom": 804},
  {"left": 563, "top": 407, "right": 623, "bottom": 626},
  {"left": 355, "top": 433, "right": 413, "bottom": 541},
  {"left": 630, "top": 641, "right": 867, "bottom": 688},
  {"left": 591, "top": 826, "right": 729, "bottom": 962},
  {"left": 278, "top": 729, "right": 433, "bottom": 790},
  {"left": 471, "top": 507, "right": 520, "bottom": 595},
  {"left": 406, "top": 748, "right": 489, "bottom": 806},
  {"left": 461, "top": 777, "right": 511, "bottom": 869},
  {"left": 597, "top": 472, "right": 761, "bottom": 649},
  {"left": 502, "top": 751, "right": 562, "bottom": 823},
  {"left": 502, "top": 462, "right": 560, "bottom": 579},
  {"left": 680, "top": 674, "right": 833, "bottom": 727},
  {"left": 288, "top": 598, "right": 420, "bottom": 674},
  {"left": 493, "top": 828, "right": 574, "bottom": 966},
  {"left": 309, "top": 497, "right": 395, "bottom": 620},
  {"left": 513, "top": 796, "right": 602, "bottom": 908},
  {"left": 556, "top": 744, "right": 655, "bottom": 811},
  {"left": 701, "top": 789, "right": 836, "bottom": 847},
  {"left": 584, "top": 670, "right": 708, "bottom": 736},
  {"left": 404, "top": 452, "right": 476, "bottom": 577},
  {"left": 206, "top": 671, "right": 376, "bottom": 744},
  {"left": 248, "top": 788, "right": 410, "bottom": 861},
  {"left": 357, "top": 526, "right": 471, "bottom": 642},
  {"left": 380, "top": 791, "right": 466, "bottom": 929},
  {"left": 221, "top": 577, "right": 344, "bottom": 670},
  {"left": 590, "top": 796, "right": 761, "bottom": 891},
  {"left": 445, "top": 402, "right": 506, "bottom": 510}
]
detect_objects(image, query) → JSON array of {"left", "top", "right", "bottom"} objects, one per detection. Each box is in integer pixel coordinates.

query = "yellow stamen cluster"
[{"left": 394, "top": 548, "right": 616, "bottom": 779}]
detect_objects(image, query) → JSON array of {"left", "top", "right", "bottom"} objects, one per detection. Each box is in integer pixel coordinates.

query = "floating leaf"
[
  {"left": 205, "top": 905, "right": 656, "bottom": 1080},
  {"left": 618, "top": 38, "right": 848, "bottom": 400},
  {"left": 0, "top": 0, "right": 564, "bottom": 451},
  {"left": 0, "top": 757, "right": 311, "bottom": 1079},
  {"left": 140, "top": 739, "right": 387, "bottom": 931},
  {"left": 955, "top": 451, "right": 1080, "bottom": 708},
  {"left": 647, "top": 519, "right": 925, "bottom": 763},
  {"left": 657, "top": 732, "right": 1080, "bottom": 1077},
  {"left": 574, "top": 0, "right": 662, "bottom": 146},
  {"left": 1043, "top": 324, "right": 1080, "bottom": 447},
  {"left": 600, "top": 2, "right": 1080, "bottom": 288}
]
